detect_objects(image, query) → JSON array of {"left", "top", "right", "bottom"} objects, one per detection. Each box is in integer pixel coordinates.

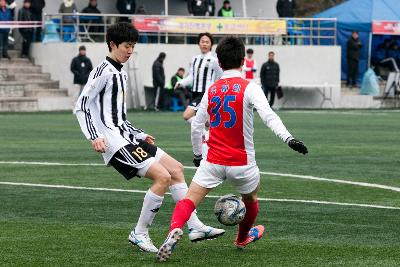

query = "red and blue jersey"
[
  {"left": 191, "top": 70, "right": 292, "bottom": 167},
  {"left": 206, "top": 77, "right": 249, "bottom": 166}
]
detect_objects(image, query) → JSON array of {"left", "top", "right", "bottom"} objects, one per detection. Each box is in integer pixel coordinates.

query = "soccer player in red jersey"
[{"left": 156, "top": 36, "right": 308, "bottom": 262}]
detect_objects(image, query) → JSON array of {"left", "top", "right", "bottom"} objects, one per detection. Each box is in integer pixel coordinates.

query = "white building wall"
[{"left": 31, "top": 43, "right": 341, "bottom": 109}]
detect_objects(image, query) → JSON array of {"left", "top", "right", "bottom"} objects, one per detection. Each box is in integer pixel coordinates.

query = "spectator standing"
[
  {"left": 18, "top": 0, "right": 33, "bottom": 58},
  {"left": 136, "top": 5, "right": 145, "bottom": 14},
  {"left": 260, "top": 51, "right": 280, "bottom": 108},
  {"left": 0, "top": 0, "right": 11, "bottom": 59},
  {"left": 30, "top": 0, "right": 45, "bottom": 41},
  {"left": 152, "top": 52, "right": 166, "bottom": 111},
  {"left": 346, "top": 31, "right": 362, "bottom": 87},
  {"left": 70, "top": 45, "right": 93, "bottom": 106},
  {"left": 207, "top": 0, "right": 215, "bottom": 16},
  {"left": 6, "top": 0, "right": 16, "bottom": 19},
  {"left": 187, "top": 0, "right": 208, "bottom": 16},
  {"left": 164, "top": 68, "right": 191, "bottom": 109},
  {"left": 276, "top": 0, "right": 296, "bottom": 18},
  {"left": 59, "top": 0, "right": 78, "bottom": 24},
  {"left": 81, "top": 0, "right": 103, "bottom": 39},
  {"left": 116, "top": 0, "right": 136, "bottom": 22},
  {"left": 243, "top": 48, "right": 257, "bottom": 81},
  {"left": 217, "top": 0, "right": 234, "bottom": 17}
]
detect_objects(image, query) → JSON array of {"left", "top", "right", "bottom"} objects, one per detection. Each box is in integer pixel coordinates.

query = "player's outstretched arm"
[
  {"left": 287, "top": 138, "right": 308, "bottom": 155},
  {"left": 247, "top": 83, "right": 292, "bottom": 142},
  {"left": 176, "top": 57, "right": 195, "bottom": 89}
]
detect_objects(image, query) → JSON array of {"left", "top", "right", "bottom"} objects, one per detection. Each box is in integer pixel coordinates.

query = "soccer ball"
[{"left": 214, "top": 194, "right": 246, "bottom": 226}]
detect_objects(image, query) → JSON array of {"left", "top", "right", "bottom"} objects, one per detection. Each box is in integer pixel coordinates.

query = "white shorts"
[
  {"left": 192, "top": 161, "right": 260, "bottom": 194},
  {"left": 138, "top": 146, "right": 165, "bottom": 176}
]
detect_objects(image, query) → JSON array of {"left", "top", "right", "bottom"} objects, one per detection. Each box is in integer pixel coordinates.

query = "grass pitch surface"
[{"left": 0, "top": 110, "right": 399, "bottom": 266}]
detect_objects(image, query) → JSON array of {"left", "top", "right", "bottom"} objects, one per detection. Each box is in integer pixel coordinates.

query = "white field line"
[
  {"left": 283, "top": 110, "right": 400, "bottom": 116},
  {"left": 1, "top": 161, "right": 400, "bottom": 193},
  {"left": 1, "top": 181, "right": 399, "bottom": 211}
]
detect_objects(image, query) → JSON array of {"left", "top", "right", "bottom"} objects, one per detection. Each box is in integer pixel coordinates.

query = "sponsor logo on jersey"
[
  {"left": 233, "top": 84, "right": 241, "bottom": 92},
  {"left": 221, "top": 85, "right": 229, "bottom": 92},
  {"left": 211, "top": 87, "right": 217, "bottom": 94}
]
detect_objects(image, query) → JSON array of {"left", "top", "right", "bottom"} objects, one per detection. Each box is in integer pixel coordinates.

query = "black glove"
[
  {"left": 193, "top": 154, "right": 202, "bottom": 167},
  {"left": 288, "top": 139, "right": 308, "bottom": 155}
]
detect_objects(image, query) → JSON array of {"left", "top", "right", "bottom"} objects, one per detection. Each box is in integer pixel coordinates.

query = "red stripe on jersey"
[{"left": 207, "top": 77, "right": 249, "bottom": 166}]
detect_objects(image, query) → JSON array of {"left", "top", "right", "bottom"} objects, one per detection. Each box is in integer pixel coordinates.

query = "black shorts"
[
  {"left": 188, "top": 92, "right": 204, "bottom": 110},
  {"left": 109, "top": 141, "right": 158, "bottom": 180}
]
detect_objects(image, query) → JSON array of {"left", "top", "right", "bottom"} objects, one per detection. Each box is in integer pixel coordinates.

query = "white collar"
[
  {"left": 201, "top": 51, "right": 212, "bottom": 57},
  {"left": 221, "top": 69, "right": 242, "bottom": 79}
]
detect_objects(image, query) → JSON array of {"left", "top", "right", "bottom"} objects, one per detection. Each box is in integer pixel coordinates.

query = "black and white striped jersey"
[
  {"left": 75, "top": 57, "right": 147, "bottom": 164},
  {"left": 179, "top": 51, "right": 223, "bottom": 93}
]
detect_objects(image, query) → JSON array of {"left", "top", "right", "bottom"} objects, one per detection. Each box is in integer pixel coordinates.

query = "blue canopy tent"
[{"left": 313, "top": 0, "right": 400, "bottom": 82}]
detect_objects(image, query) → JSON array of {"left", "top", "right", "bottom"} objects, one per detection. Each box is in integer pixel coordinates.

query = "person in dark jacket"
[
  {"left": 30, "top": 0, "right": 45, "bottom": 41},
  {"left": 187, "top": 0, "right": 208, "bottom": 16},
  {"left": 260, "top": 51, "right": 280, "bottom": 107},
  {"left": 152, "top": 52, "right": 166, "bottom": 111},
  {"left": 70, "top": 45, "right": 93, "bottom": 106},
  {"left": 6, "top": 0, "right": 16, "bottom": 19},
  {"left": 0, "top": 0, "right": 11, "bottom": 59},
  {"left": 116, "top": 0, "right": 136, "bottom": 22},
  {"left": 81, "top": 0, "right": 104, "bottom": 38},
  {"left": 18, "top": 0, "right": 33, "bottom": 58},
  {"left": 276, "top": 0, "right": 296, "bottom": 18},
  {"left": 346, "top": 31, "right": 362, "bottom": 87},
  {"left": 207, "top": 0, "right": 215, "bottom": 16}
]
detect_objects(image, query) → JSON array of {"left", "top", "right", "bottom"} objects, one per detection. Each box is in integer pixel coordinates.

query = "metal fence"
[{"left": 42, "top": 13, "right": 337, "bottom": 46}]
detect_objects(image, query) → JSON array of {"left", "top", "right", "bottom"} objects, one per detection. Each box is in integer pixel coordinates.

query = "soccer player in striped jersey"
[
  {"left": 175, "top": 32, "right": 223, "bottom": 124},
  {"left": 75, "top": 22, "right": 224, "bottom": 254},
  {"left": 156, "top": 37, "right": 308, "bottom": 262}
]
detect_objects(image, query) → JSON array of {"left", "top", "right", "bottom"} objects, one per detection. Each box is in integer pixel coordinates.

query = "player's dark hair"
[
  {"left": 197, "top": 32, "right": 214, "bottom": 47},
  {"left": 178, "top": 67, "right": 185, "bottom": 72},
  {"left": 106, "top": 22, "right": 139, "bottom": 52},
  {"left": 246, "top": 48, "right": 254, "bottom": 54},
  {"left": 216, "top": 36, "right": 245, "bottom": 70}
]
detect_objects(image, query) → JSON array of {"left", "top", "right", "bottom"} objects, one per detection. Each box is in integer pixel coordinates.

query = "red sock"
[
  {"left": 169, "top": 198, "right": 195, "bottom": 232},
  {"left": 237, "top": 200, "right": 259, "bottom": 242}
]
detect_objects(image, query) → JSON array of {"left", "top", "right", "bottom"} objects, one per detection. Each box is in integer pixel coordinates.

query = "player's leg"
[
  {"left": 109, "top": 144, "right": 171, "bottom": 253},
  {"left": 157, "top": 182, "right": 210, "bottom": 262},
  {"left": 226, "top": 164, "right": 264, "bottom": 249},
  {"left": 156, "top": 162, "right": 225, "bottom": 262},
  {"left": 183, "top": 92, "right": 202, "bottom": 124},
  {"left": 158, "top": 152, "right": 225, "bottom": 242},
  {"left": 128, "top": 162, "right": 172, "bottom": 253},
  {"left": 235, "top": 186, "right": 265, "bottom": 249}
]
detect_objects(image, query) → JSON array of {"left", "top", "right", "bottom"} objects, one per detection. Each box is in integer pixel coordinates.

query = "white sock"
[
  {"left": 186, "top": 117, "right": 194, "bottom": 124},
  {"left": 169, "top": 183, "right": 205, "bottom": 230},
  {"left": 134, "top": 190, "right": 164, "bottom": 235}
]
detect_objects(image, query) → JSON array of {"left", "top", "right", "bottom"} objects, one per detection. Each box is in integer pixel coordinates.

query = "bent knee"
[{"left": 155, "top": 172, "right": 172, "bottom": 187}]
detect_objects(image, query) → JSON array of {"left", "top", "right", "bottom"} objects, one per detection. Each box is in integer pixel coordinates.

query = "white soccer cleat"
[
  {"left": 156, "top": 228, "right": 183, "bottom": 262},
  {"left": 188, "top": 225, "right": 225, "bottom": 242},
  {"left": 128, "top": 231, "right": 158, "bottom": 253}
]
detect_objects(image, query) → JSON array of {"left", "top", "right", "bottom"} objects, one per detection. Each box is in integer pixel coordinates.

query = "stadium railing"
[{"left": 42, "top": 13, "right": 337, "bottom": 46}]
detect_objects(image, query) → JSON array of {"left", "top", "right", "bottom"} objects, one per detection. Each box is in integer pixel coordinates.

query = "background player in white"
[
  {"left": 157, "top": 36, "right": 308, "bottom": 262},
  {"left": 75, "top": 23, "right": 224, "bottom": 254},
  {"left": 175, "top": 32, "right": 223, "bottom": 124}
]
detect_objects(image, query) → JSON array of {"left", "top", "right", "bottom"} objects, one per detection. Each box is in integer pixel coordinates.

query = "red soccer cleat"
[{"left": 234, "top": 225, "right": 265, "bottom": 249}]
